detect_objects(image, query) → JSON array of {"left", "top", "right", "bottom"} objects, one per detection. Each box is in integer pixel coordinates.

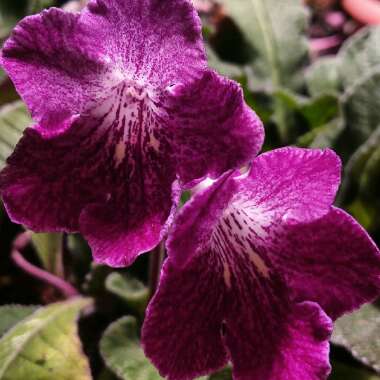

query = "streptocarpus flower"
[
  {"left": 0, "top": 0, "right": 263, "bottom": 267},
  {"left": 142, "top": 147, "right": 380, "bottom": 380}
]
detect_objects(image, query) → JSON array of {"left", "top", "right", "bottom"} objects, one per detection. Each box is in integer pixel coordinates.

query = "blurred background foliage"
[{"left": 0, "top": 0, "right": 380, "bottom": 379}]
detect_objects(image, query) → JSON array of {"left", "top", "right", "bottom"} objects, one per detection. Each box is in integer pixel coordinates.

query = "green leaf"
[
  {"left": 306, "top": 56, "right": 340, "bottom": 97},
  {"left": 274, "top": 89, "right": 340, "bottom": 146},
  {"left": 0, "top": 305, "right": 38, "bottom": 337},
  {"left": 297, "top": 118, "right": 343, "bottom": 149},
  {"left": 31, "top": 233, "right": 63, "bottom": 275},
  {"left": 300, "top": 94, "right": 339, "bottom": 128},
  {"left": 105, "top": 273, "right": 149, "bottom": 315},
  {"left": 0, "top": 101, "right": 31, "bottom": 170},
  {"left": 0, "top": 0, "right": 55, "bottom": 41},
  {"left": 330, "top": 361, "right": 380, "bottom": 380},
  {"left": 27, "top": 0, "right": 55, "bottom": 14},
  {"left": 206, "top": 45, "right": 243, "bottom": 79},
  {"left": 208, "top": 368, "right": 232, "bottom": 379},
  {"left": 223, "top": 0, "right": 309, "bottom": 90},
  {"left": 0, "top": 297, "right": 93, "bottom": 380},
  {"left": 332, "top": 303, "right": 380, "bottom": 373},
  {"left": 339, "top": 26, "right": 380, "bottom": 90},
  {"left": 100, "top": 316, "right": 231, "bottom": 380},
  {"left": 339, "top": 67, "right": 380, "bottom": 159},
  {"left": 345, "top": 199, "right": 377, "bottom": 232},
  {"left": 360, "top": 145, "right": 380, "bottom": 206},
  {"left": 341, "top": 126, "right": 380, "bottom": 193},
  {"left": 100, "top": 316, "right": 162, "bottom": 380},
  {"left": 0, "top": 0, "right": 26, "bottom": 40}
]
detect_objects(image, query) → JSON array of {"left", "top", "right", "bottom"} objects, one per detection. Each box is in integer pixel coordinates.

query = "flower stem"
[
  {"left": 148, "top": 242, "right": 165, "bottom": 298},
  {"left": 12, "top": 232, "right": 79, "bottom": 298}
]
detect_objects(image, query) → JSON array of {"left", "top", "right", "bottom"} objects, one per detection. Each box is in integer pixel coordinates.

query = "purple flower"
[
  {"left": 0, "top": 0, "right": 263, "bottom": 267},
  {"left": 142, "top": 147, "right": 380, "bottom": 380}
]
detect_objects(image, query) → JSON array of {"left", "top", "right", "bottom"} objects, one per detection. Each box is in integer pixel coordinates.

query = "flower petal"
[
  {"left": 165, "top": 70, "right": 264, "bottom": 187},
  {"left": 270, "top": 207, "right": 380, "bottom": 320},
  {"left": 80, "top": 181, "right": 180, "bottom": 268},
  {"left": 167, "top": 170, "right": 238, "bottom": 269},
  {"left": 84, "top": 0, "right": 206, "bottom": 86},
  {"left": 1, "top": 8, "right": 110, "bottom": 128},
  {"left": 1, "top": 1, "right": 206, "bottom": 128},
  {"left": 0, "top": 124, "right": 107, "bottom": 231},
  {"left": 225, "top": 298, "right": 332, "bottom": 380},
  {"left": 143, "top": 245, "right": 332, "bottom": 380},
  {"left": 143, "top": 172, "right": 332, "bottom": 380},
  {"left": 0, "top": 83, "right": 180, "bottom": 265},
  {"left": 242, "top": 147, "right": 341, "bottom": 223},
  {"left": 142, "top": 255, "right": 229, "bottom": 380}
]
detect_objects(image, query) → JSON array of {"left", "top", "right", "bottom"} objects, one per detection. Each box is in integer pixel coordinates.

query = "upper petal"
[
  {"left": 84, "top": 0, "right": 206, "bottom": 86},
  {"left": 1, "top": 8, "right": 111, "bottom": 128},
  {"left": 270, "top": 207, "right": 380, "bottom": 320},
  {"left": 164, "top": 70, "right": 264, "bottom": 187},
  {"left": 1, "top": 1, "right": 206, "bottom": 127},
  {"left": 241, "top": 147, "right": 341, "bottom": 224}
]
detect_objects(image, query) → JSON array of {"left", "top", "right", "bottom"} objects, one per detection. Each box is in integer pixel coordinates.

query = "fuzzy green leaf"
[
  {"left": 306, "top": 57, "right": 340, "bottom": 97},
  {"left": 0, "top": 101, "right": 31, "bottom": 170},
  {"left": 360, "top": 145, "right": 380, "bottom": 206},
  {"left": 223, "top": 0, "right": 309, "bottom": 90},
  {"left": 339, "top": 26, "right": 380, "bottom": 90},
  {"left": 100, "top": 316, "right": 162, "bottom": 380},
  {"left": 297, "top": 118, "right": 343, "bottom": 149},
  {"left": 0, "top": 297, "right": 93, "bottom": 380},
  {"left": 332, "top": 303, "right": 380, "bottom": 374},
  {"left": 105, "top": 273, "right": 149, "bottom": 315},
  {"left": 0, "top": 305, "right": 38, "bottom": 337},
  {"left": 339, "top": 125, "right": 380, "bottom": 210},
  {"left": 206, "top": 46, "right": 243, "bottom": 79},
  {"left": 338, "top": 68, "right": 380, "bottom": 159}
]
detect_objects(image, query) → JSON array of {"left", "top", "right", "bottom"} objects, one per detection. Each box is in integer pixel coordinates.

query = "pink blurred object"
[
  {"left": 325, "top": 11, "right": 346, "bottom": 29},
  {"left": 193, "top": 0, "right": 215, "bottom": 13},
  {"left": 310, "top": 35, "right": 344, "bottom": 56},
  {"left": 342, "top": 0, "right": 380, "bottom": 25}
]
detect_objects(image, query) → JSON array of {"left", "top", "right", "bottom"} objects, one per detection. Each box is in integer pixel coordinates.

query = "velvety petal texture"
[
  {"left": 0, "top": 0, "right": 264, "bottom": 267},
  {"left": 164, "top": 70, "right": 264, "bottom": 187},
  {"left": 1, "top": 0, "right": 206, "bottom": 128},
  {"left": 142, "top": 147, "right": 380, "bottom": 380},
  {"left": 241, "top": 147, "right": 341, "bottom": 223},
  {"left": 270, "top": 207, "right": 380, "bottom": 319}
]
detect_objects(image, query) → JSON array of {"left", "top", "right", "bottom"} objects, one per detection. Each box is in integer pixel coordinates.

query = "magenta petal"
[
  {"left": 165, "top": 70, "right": 264, "bottom": 187},
  {"left": 142, "top": 250, "right": 332, "bottom": 380},
  {"left": 84, "top": 0, "right": 206, "bottom": 87},
  {"left": 0, "top": 124, "right": 108, "bottom": 231},
  {"left": 226, "top": 298, "right": 332, "bottom": 380},
  {"left": 244, "top": 147, "right": 341, "bottom": 223},
  {"left": 0, "top": 103, "right": 179, "bottom": 265},
  {"left": 1, "top": 1, "right": 206, "bottom": 128},
  {"left": 272, "top": 207, "right": 380, "bottom": 320},
  {"left": 80, "top": 182, "right": 180, "bottom": 268},
  {"left": 142, "top": 255, "right": 229, "bottom": 380},
  {"left": 143, "top": 169, "right": 333, "bottom": 380},
  {"left": 1, "top": 8, "right": 109, "bottom": 128},
  {"left": 167, "top": 170, "right": 239, "bottom": 269}
]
